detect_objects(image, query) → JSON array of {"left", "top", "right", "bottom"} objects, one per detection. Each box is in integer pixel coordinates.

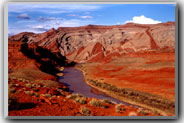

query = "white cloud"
[
  {"left": 80, "top": 16, "right": 93, "bottom": 19},
  {"left": 38, "top": 16, "right": 56, "bottom": 22},
  {"left": 116, "top": 22, "right": 121, "bottom": 25},
  {"left": 16, "top": 13, "right": 31, "bottom": 19},
  {"left": 68, "top": 14, "right": 78, "bottom": 17},
  {"left": 32, "top": 25, "right": 49, "bottom": 32},
  {"left": 125, "top": 15, "right": 161, "bottom": 24},
  {"left": 24, "top": 18, "right": 93, "bottom": 34},
  {"left": 68, "top": 14, "right": 93, "bottom": 19}
]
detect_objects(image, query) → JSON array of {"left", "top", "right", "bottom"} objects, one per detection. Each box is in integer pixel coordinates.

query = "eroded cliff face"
[{"left": 8, "top": 22, "right": 175, "bottom": 63}]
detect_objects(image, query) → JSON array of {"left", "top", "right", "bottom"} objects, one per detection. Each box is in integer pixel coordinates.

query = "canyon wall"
[{"left": 8, "top": 22, "right": 175, "bottom": 63}]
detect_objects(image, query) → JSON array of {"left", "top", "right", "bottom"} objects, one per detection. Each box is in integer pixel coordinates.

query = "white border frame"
[{"left": 4, "top": 1, "right": 178, "bottom": 119}]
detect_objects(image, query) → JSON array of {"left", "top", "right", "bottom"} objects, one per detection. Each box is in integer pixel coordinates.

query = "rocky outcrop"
[{"left": 8, "top": 22, "right": 175, "bottom": 63}]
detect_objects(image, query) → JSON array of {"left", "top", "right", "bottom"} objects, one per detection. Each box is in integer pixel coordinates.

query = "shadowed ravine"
[{"left": 58, "top": 67, "right": 136, "bottom": 106}]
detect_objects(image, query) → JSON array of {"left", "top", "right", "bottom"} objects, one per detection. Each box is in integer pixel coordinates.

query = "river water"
[{"left": 58, "top": 67, "right": 131, "bottom": 105}]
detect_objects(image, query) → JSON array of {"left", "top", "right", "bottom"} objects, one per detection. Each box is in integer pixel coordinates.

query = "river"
[{"left": 58, "top": 67, "right": 131, "bottom": 105}]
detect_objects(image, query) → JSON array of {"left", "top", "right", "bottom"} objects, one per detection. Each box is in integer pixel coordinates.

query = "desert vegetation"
[
  {"left": 115, "top": 104, "right": 125, "bottom": 113},
  {"left": 80, "top": 106, "right": 91, "bottom": 116},
  {"left": 86, "top": 78, "right": 175, "bottom": 115},
  {"left": 8, "top": 21, "right": 175, "bottom": 116},
  {"left": 66, "top": 93, "right": 87, "bottom": 104},
  {"left": 89, "top": 99, "right": 104, "bottom": 107},
  {"left": 8, "top": 75, "right": 160, "bottom": 116}
]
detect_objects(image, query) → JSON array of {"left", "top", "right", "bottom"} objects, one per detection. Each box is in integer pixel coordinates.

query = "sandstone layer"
[{"left": 8, "top": 22, "right": 175, "bottom": 63}]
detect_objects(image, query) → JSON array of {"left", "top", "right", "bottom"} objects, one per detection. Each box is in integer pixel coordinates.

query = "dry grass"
[
  {"left": 34, "top": 80, "right": 60, "bottom": 88},
  {"left": 115, "top": 104, "right": 125, "bottom": 113},
  {"left": 89, "top": 99, "right": 104, "bottom": 107},
  {"left": 102, "top": 99, "right": 114, "bottom": 104},
  {"left": 80, "top": 106, "right": 91, "bottom": 116},
  {"left": 66, "top": 93, "right": 86, "bottom": 104},
  {"left": 9, "top": 69, "right": 59, "bottom": 88},
  {"left": 41, "top": 94, "right": 52, "bottom": 98}
]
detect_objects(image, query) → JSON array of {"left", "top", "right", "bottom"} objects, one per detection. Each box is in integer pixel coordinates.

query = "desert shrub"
[
  {"left": 151, "top": 110, "right": 161, "bottom": 116},
  {"left": 89, "top": 80, "right": 97, "bottom": 85},
  {"left": 14, "top": 84, "right": 19, "bottom": 87},
  {"left": 35, "top": 84, "right": 41, "bottom": 88},
  {"left": 52, "top": 95, "right": 56, "bottom": 98},
  {"left": 21, "top": 88, "right": 26, "bottom": 91},
  {"left": 17, "top": 78, "right": 23, "bottom": 82},
  {"left": 25, "top": 91, "right": 35, "bottom": 96},
  {"left": 80, "top": 106, "right": 91, "bottom": 116},
  {"left": 41, "top": 94, "right": 52, "bottom": 98},
  {"left": 56, "top": 89, "right": 63, "bottom": 93},
  {"left": 66, "top": 93, "right": 86, "bottom": 104},
  {"left": 15, "top": 90, "right": 21, "bottom": 94},
  {"left": 9, "top": 69, "right": 49, "bottom": 81},
  {"left": 43, "top": 85, "right": 48, "bottom": 88},
  {"left": 22, "top": 78, "right": 26, "bottom": 82},
  {"left": 138, "top": 110, "right": 149, "bottom": 115},
  {"left": 25, "top": 80, "right": 30, "bottom": 83},
  {"left": 8, "top": 87, "right": 16, "bottom": 93},
  {"left": 102, "top": 99, "right": 114, "bottom": 104},
  {"left": 12, "top": 76, "right": 16, "bottom": 80},
  {"left": 75, "top": 97, "right": 86, "bottom": 104},
  {"left": 66, "top": 93, "right": 83, "bottom": 99},
  {"left": 60, "top": 92, "right": 64, "bottom": 96},
  {"left": 25, "top": 83, "right": 32, "bottom": 88},
  {"left": 34, "top": 93, "right": 40, "bottom": 97},
  {"left": 115, "top": 104, "right": 125, "bottom": 113},
  {"left": 101, "top": 84, "right": 106, "bottom": 89},
  {"left": 89, "top": 99, "right": 103, "bottom": 107},
  {"left": 34, "top": 79, "right": 60, "bottom": 88}
]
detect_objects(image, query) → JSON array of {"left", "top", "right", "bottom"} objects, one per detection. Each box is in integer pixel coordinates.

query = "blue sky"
[{"left": 8, "top": 4, "right": 175, "bottom": 36}]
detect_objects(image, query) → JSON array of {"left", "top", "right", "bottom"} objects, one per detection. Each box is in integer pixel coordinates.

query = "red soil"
[
  {"left": 8, "top": 41, "right": 159, "bottom": 116},
  {"left": 8, "top": 79, "right": 158, "bottom": 116},
  {"left": 91, "top": 42, "right": 103, "bottom": 55},
  {"left": 77, "top": 46, "right": 85, "bottom": 55},
  {"left": 86, "top": 51, "right": 175, "bottom": 101},
  {"left": 145, "top": 28, "right": 160, "bottom": 49},
  {"left": 88, "top": 52, "right": 105, "bottom": 62}
]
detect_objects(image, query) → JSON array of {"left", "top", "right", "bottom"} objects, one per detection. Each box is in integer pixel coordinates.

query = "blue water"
[{"left": 58, "top": 67, "right": 134, "bottom": 105}]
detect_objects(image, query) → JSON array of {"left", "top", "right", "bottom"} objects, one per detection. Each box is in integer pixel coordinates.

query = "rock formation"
[{"left": 8, "top": 22, "right": 175, "bottom": 63}]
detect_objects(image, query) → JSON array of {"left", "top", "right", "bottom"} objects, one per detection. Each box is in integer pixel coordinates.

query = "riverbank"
[
  {"left": 8, "top": 72, "right": 159, "bottom": 116},
  {"left": 75, "top": 64, "right": 175, "bottom": 116},
  {"left": 59, "top": 67, "right": 131, "bottom": 105}
]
